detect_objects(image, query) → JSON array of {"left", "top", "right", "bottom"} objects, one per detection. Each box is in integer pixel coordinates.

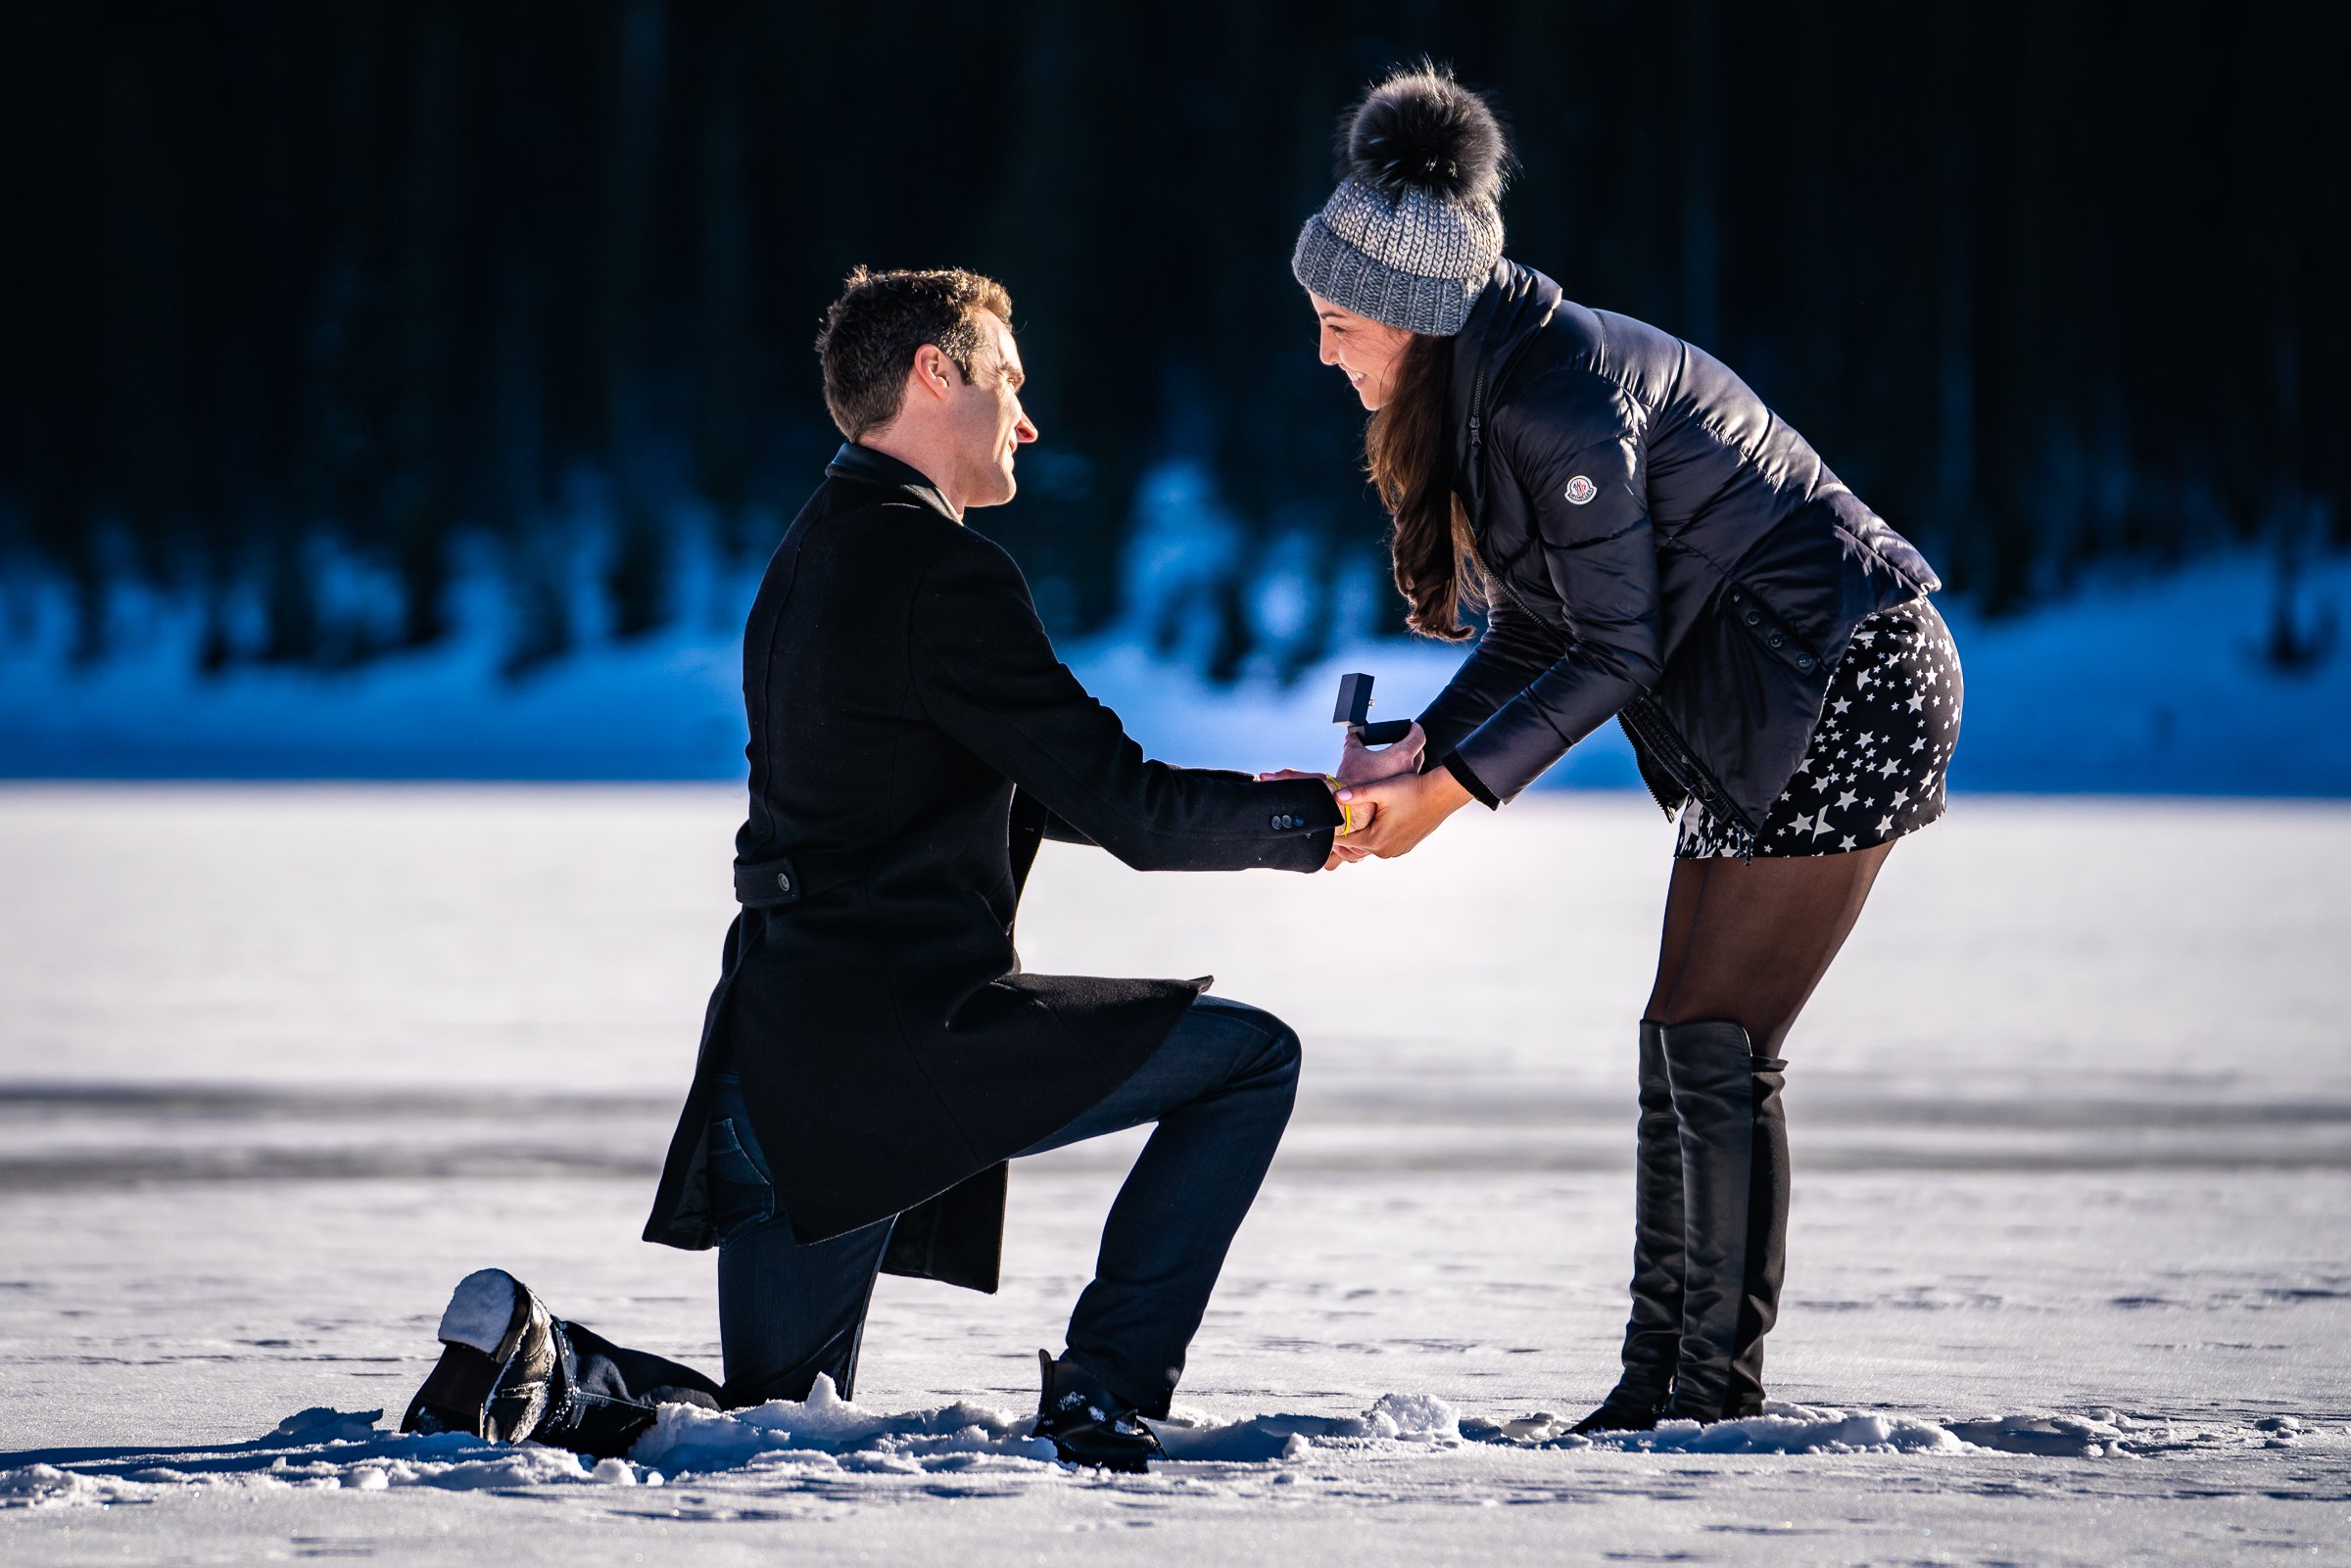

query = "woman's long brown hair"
[{"left": 1365, "top": 332, "right": 1485, "bottom": 640}]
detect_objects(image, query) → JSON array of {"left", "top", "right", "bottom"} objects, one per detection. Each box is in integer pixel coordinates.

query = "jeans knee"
[
  {"left": 1244, "top": 1011, "right": 1303, "bottom": 1095},
  {"left": 1186, "top": 994, "right": 1301, "bottom": 1102}
]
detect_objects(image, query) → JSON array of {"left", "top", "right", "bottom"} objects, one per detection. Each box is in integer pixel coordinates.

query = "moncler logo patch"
[{"left": 1563, "top": 475, "right": 1598, "bottom": 504}]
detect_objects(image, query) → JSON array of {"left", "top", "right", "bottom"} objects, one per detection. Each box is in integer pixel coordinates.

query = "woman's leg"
[
  {"left": 1645, "top": 840, "right": 1892, "bottom": 1052},
  {"left": 1610, "top": 843, "right": 1893, "bottom": 1424},
  {"left": 1597, "top": 594, "right": 1952, "bottom": 1423}
]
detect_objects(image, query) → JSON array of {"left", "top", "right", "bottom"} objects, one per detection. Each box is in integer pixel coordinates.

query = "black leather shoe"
[
  {"left": 401, "top": 1268, "right": 560, "bottom": 1445},
  {"left": 1032, "top": 1350, "right": 1163, "bottom": 1473}
]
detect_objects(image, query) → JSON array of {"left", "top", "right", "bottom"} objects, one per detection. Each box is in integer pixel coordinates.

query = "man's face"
[{"left": 947, "top": 311, "right": 1037, "bottom": 508}]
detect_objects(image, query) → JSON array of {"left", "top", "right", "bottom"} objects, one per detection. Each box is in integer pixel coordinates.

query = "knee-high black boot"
[
  {"left": 1657, "top": 1021, "right": 1789, "bottom": 1424},
  {"left": 1726, "top": 1048, "right": 1788, "bottom": 1419},
  {"left": 1572, "top": 1022, "right": 1683, "bottom": 1433}
]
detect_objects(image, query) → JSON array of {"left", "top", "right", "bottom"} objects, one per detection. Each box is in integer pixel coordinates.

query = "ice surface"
[
  {"left": 2, "top": 790, "right": 2348, "bottom": 1563},
  {"left": 0, "top": 1414, "right": 669, "bottom": 1510}
]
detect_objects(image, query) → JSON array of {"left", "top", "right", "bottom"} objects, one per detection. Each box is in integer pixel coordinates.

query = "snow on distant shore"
[{"left": 2, "top": 549, "right": 2345, "bottom": 792}]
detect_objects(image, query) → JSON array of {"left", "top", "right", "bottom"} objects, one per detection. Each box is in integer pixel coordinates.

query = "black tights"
[{"left": 1643, "top": 842, "right": 1892, "bottom": 1056}]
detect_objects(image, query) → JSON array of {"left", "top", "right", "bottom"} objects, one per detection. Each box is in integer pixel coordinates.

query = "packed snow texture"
[
  {"left": 0, "top": 1381, "right": 2307, "bottom": 1516},
  {"left": 2, "top": 790, "right": 2348, "bottom": 1564},
  {"left": 3, "top": 535, "right": 2346, "bottom": 793}
]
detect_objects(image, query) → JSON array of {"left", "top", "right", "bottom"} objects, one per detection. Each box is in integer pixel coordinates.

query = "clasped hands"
[{"left": 1257, "top": 722, "right": 1475, "bottom": 871}]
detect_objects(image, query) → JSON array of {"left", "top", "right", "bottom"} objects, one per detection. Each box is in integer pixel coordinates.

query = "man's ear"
[{"left": 906, "top": 345, "right": 959, "bottom": 407}]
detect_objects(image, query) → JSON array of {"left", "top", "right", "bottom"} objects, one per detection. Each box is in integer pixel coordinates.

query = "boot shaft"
[{"left": 1655, "top": 1022, "right": 1789, "bottom": 1424}]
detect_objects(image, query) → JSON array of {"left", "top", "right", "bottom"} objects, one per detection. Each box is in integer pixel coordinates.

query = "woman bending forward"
[{"left": 1295, "top": 67, "right": 1961, "bottom": 1431}]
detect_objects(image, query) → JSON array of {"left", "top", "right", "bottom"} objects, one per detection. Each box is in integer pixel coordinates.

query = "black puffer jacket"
[{"left": 1415, "top": 262, "right": 1940, "bottom": 837}]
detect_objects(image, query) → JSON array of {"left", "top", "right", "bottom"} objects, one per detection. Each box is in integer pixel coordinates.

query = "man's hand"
[
  {"left": 1334, "top": 721, "right": 1425, "bottom": 787},
  {"left": 1255, "top": 768, "right": 1381, "bottom": 870},
  {"left": 1332, "top": 765, "right": 1473, "bottom": 861}
]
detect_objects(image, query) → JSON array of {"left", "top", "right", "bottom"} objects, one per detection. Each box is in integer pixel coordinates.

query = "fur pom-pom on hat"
[
  {"left": 1343, "top": 66, "right": 1510, "bottom": 207},
  {"left": 1292, "top": 63, "right": 1510, "bottom": 337}
]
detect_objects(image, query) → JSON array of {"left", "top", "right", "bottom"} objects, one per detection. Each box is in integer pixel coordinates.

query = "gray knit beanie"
[{"left": 1291, "top": 66, "right": 1509, "bottom": 337}]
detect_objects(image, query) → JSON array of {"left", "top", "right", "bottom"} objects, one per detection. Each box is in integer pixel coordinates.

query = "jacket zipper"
[
  {"left": 1621, "top": 697, "right": 1758, "bottom": 861},
  {"left": 1624, "top": 716, "right": 1683, "bottom": 822},
  {"left": 1465, "top": 364, "right": 1488, "bottom": 480}
]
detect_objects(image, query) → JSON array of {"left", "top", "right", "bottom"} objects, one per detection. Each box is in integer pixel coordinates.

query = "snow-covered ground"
[
  {"left": 4, "top": 546, "right": 2347, "bottom": 794},
  {"left": 2, "top": 788, "right": 2347, "bottom": 1563}
]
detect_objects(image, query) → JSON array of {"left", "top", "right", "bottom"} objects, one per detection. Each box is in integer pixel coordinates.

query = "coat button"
[
  {"left": 1768, "top": 634, "right": 1784, "bottom": 647},
  {"left": 1271, "top": 815, "right": 1286, "bottom": 830},
  {"left": 1744, "top": 609, "right": 1760, "bottom": 626},
  {"left": 1797, "top": 655, "right": 1815, "bottom": 670},
  {"left": 775, "top": 872, "right": 792, "bottom": 893}
]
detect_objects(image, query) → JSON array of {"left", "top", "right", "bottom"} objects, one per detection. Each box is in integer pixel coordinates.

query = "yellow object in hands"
[{"left": 1325, "top": 777, "right": 1360, "bottom": 836}]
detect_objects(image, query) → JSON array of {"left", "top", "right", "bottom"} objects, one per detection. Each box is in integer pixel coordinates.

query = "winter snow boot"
[
  {"left": 1572, "top": 1021, "right": 1683, "bottom": 1434},
  {"left": 1032, "top": 1349, "right": 1164, "bottom": 1474},
  {"left": 1655, "top": 1022, "right": 1789, "bottom": 1425},
  {"left": 401, "top": 1268, "right": 562, "bottom": 1444}
]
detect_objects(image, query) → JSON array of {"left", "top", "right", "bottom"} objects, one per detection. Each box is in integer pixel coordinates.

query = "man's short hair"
[{"left": 815, "top": 266, "right": 1015, "bottom": 440}]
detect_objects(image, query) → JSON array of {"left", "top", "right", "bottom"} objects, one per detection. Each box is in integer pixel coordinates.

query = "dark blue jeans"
[{"left": 541, "top": 993, "right": 1301, "bottom": 1450}]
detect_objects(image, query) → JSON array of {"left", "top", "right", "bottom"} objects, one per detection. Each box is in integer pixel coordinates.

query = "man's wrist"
[{"left": 1323, "top": 776, "right": 1362, "bottom": 835}]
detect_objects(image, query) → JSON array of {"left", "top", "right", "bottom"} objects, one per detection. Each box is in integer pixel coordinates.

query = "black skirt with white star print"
[{"left": 1674, "top": 596, "right": 1963, "bottom": 859}]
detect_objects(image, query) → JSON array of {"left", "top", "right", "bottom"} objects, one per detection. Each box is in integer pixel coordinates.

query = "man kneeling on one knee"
[{"left": 399, "top": 267, "right": 1386, "bottom": 1473}]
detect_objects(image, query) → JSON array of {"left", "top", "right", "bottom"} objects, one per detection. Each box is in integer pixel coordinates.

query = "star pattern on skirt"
[{"left": 1676, "top": 597, "right": 1962, "bottom": 861}]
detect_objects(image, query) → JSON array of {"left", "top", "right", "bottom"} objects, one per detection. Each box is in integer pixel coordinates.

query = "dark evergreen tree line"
[{"left": 1, "top": 1, "right": 2341, "bottom": 675}]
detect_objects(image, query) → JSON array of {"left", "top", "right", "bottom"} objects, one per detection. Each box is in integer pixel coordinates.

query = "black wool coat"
[
  {"left": 1417, "top": 262, "right": 1942, "bottom": 836},
  {"left": 643, "top": 444, "right": 1341, "bottom": 1292}
]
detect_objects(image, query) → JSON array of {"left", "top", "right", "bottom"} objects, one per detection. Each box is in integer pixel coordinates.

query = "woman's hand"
[{"left": 1332, "top": 765, "right": 1473, "bottom": 861}]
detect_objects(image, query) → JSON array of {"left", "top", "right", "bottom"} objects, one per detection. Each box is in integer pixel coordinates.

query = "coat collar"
[
  {"left": 1449, "top": 261, "right": 1564, "bottom": 509},
  {"left": 824, "top": 442, "right": 959, "bottom": 521}
]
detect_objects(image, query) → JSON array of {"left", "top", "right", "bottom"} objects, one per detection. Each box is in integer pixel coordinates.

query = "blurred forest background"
[{"left": 2, "top": 0, "right": 2344, "bottom": 684}]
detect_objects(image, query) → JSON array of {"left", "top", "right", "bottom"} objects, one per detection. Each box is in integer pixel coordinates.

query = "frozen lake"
[{"left": 3, "top": 787, "right": 2347, "bottom": 1563}]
